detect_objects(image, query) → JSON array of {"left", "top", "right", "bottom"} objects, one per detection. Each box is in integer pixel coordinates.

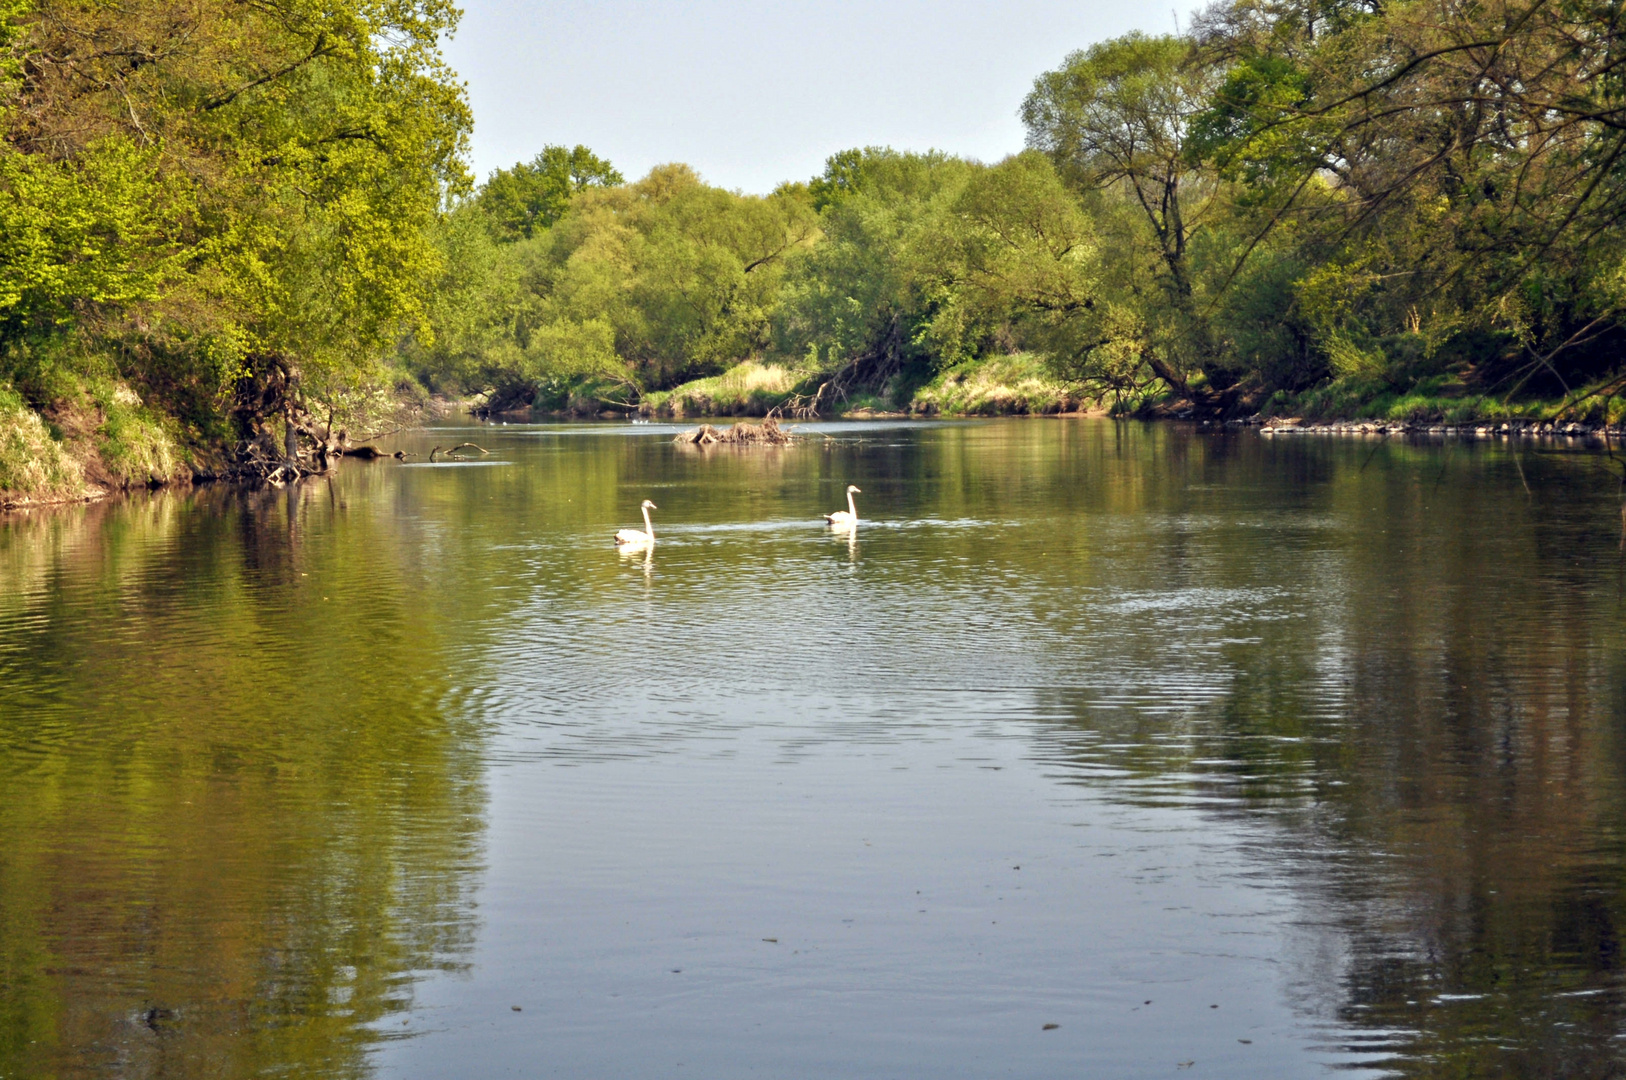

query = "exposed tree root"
[
  {"left": 788, "top": 317, "right": 910, "bottom": 417},
  {"left": 471, "top": 385, "right": 536, "bottom": 418},
  {"left": 217, "top": 355, "right": 420, "bottom": 485}
]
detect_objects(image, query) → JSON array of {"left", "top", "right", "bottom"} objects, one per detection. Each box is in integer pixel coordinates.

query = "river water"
[{"left": 2, "top": 419, "right": 1624, "bottom": 1079}]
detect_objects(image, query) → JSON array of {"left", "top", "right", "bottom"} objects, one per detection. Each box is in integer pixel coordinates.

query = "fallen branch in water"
[
  {"left": 673, "top": 418, "right": 796, "bottom": 446},
  {"left": 429, "top": 443, "right": 490, "bottom": 462}
]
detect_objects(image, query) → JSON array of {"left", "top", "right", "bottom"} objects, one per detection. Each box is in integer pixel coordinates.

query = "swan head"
[
  {"left": 641, "top": 499, "right": 658, "bottom": 510},
  {"left": 846, "top": 485, "right": 861, "bottom": 494}
]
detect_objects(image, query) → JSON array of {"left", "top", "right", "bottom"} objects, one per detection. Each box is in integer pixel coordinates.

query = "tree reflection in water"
[
  {"left": 1024, "top": 435, "right": 1626, "bottom": 1076},
  {"left": 0, "top": 480, "right": 488, "bottom": 1080},
  {"left": 2, "top": 420, "right": 1623, "bottom": 1079}
]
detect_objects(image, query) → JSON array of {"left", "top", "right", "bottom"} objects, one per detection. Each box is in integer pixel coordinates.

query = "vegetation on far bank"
[
  {"left": 627, "top": 356, "right": 1626, "bottom": 426},
  {"left": 412, "top": 0, "right": 1626, "bottom": 431},
  {"left": 7, "top": 0, "right": 1626, "bottom": 502},
  {"left": 631, "top": 354, "right": 1088, "bottom": 419}
]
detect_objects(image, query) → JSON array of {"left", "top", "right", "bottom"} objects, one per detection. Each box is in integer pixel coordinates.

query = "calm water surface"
[{"left": 2, "top": 419, "right": 1625, "bottom": 1079}]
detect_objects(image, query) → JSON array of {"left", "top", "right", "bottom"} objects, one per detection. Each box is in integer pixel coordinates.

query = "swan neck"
[
  {"left": 847, "top": 491, "right": 857, "bottom": 520},
  {"left": 642, "top": 506, "right": 654, "bottom": 540}
]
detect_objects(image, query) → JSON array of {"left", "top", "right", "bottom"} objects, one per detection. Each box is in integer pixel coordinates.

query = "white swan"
[
  {"left": 825, "top": 485, "right": 861, "bottom": 528},
  {"left": 616, "top": 499, "right": 658, "bottom": 549}
]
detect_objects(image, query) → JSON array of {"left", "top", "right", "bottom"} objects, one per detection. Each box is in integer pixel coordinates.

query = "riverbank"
[
  {"left": 0, "top": 383, "right": 195, "bottom": 510},
  {"left": 9, "top": 356, "right": 1625, "bottom": 509},
  {"left": 635, "top": 354, "right": 1091, "bottom": 419},
  {"left": 0, "top": 379, "right": 457, "bottom": 511},
  {"left": 630, "top": 356, "right": 1626, "bottom": 436},
  {"left": 1247, "top": 416, "right": 1626, "bottom": 440}
]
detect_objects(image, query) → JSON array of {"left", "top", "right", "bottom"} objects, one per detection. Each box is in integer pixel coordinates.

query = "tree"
[
  {"left": 413, "top": 163, "right": 820, "bottom": 407},
  {"left": 1192, "top": 0, "right": 1626, "bottom": 405},
  {"left": 775, "top": 148, "right": 978, "bottom": 405},
  {"left": 477, "top": 145, "right": 624, "bottom": 242},
  {"left": 1023, "top": 33, "right": 1229, "bottom": 395},
  {"left": 3, "top": 0, "right": 473, "bottom": 447},
  {"left": 923, "top": 152, "right": 1120, "bottom": 389}
]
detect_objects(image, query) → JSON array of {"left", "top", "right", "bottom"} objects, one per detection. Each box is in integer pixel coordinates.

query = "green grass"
[
  {"left": 0, "top": 376, "right": 191, "bottom": 505},
  {"left": 642, "top": 353, "right": 1091, "bottom": 418},
  {"left": 0, "top": 383, "right": 89, "bottom": 504},
  {"left": 836, "top": 391, "right": 890, "bottom": 414},
  {"left": 908, "top": 354, "right": 1084, "bottom": 416},
  {"left": 88, "top": 379, "right": 188, "bottom": 485},
  {"left": 640, "top": 361, "right": 803, "bottom": 417}
]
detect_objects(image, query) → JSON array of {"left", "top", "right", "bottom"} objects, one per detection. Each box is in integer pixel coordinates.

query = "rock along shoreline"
[{"left": 1230, "top": 416, "right": 1625, "bottom": 442}]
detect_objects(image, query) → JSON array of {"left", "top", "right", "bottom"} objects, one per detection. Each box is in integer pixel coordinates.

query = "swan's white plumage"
[
  {"left": 616, "top": 500, "right": 657, "bottom": 548},
  {"left": 824, "top": 485, "right": 861, "bottom": 527}
]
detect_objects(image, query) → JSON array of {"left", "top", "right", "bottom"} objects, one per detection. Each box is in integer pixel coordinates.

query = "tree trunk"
[{"left": 1145, "top": 351, "right": 1191, "bottom": 399}]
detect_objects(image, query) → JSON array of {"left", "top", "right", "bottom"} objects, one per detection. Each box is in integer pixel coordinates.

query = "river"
[{"left": 2, "top": 418, "right": 1624, "bottom": 1078}]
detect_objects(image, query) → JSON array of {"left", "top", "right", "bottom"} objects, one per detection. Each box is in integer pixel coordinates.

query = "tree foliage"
[
  {"left": 1183, "top": 0, "right": 1626, "bottom": 405},
  {"left": 477, "top": 145, "right": 624, "bottom": 242},
  {"left": 1, "top": 0, "right": 472, "bottom": 439},
  {"left": 409, "top": 163, "right": 819, "bottom": 407},
  {"left": 11, "top": 0, "right": 1626, "bottom": 453}
]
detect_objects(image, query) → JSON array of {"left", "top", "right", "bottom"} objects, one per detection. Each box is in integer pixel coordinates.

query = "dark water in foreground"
[{"left": 2, "top": 419, "right": 1625, "bottom": 1079}]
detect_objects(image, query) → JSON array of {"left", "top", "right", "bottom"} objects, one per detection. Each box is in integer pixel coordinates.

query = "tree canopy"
[
  {"left": 1, "top": 0, "right": 472, "bottom": 463},
  {"left": 476, "top": 145, "right": 625, "bottom": 242}
]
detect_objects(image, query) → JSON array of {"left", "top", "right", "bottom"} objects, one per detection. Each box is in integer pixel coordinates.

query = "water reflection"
[
  {"left": 0, "top": 482, "right": 488, "bottom": 1080},
  {"left": 2, "top": 420, "right": 1624, "bottom": 1078},
  {"left": 618, "top": 543, "right": 654, "bottom": 581},
  {"left": 1004, "top": 430, "right": 1626, "bottom": 1075}
]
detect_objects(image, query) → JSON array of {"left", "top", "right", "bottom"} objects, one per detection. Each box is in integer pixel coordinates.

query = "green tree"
[
  {"left": 477, "top": 145, "right": 624, "bottom": 242},
  {"left": 415, "top": 163, "right": 819, "bottom": 410},
  {"left": 1190, "top": 0, "right": 1626, "bottom": 407},
  {"left": 775, "top": 148, "right": 978, "bottom": 405},
  {"left": 921, "top": 152, "right": 1121, "bottom": 389},
  {"left": 1023, "top": 33, "right": 1230, "bottom": 396},
  {"left": 3, "top": 0, "right": 473, "bottom": 454}
]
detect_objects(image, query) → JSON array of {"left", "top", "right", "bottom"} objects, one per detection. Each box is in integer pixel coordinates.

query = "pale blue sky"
[{"left": 443, "top": 0, "right": 1184, "bottom": 194}]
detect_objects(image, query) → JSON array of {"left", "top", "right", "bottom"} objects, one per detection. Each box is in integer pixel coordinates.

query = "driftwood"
[
  {"left": 673, "top": 418, "right": 796, "bottom": 446},
  {"left": 230, "top": 437, "right": 318, "bottom": 485},
  {"left": 429, "top": 443, "right": 490, "bottom": 462}
]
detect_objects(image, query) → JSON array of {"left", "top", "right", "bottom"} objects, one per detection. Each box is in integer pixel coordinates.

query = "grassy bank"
[
  {"left": 638, "top": 362, "right": 804, "bottom": 418},
  {"left": 908, "top": 354, "right": 1086, "bottom": 416},
  {"left": 0, "top": 381, "right": 192, "bottom": 509},
  {"left": 634, "top": 360, "right": 1626, "bottom": 428},
  {"left": 636, "top": 353, "right": 1088, "bottom": 420}
]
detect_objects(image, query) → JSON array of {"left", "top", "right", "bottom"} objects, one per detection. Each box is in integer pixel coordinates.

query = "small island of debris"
[{"left": 673, "top": 418, "right": 797, "bottom": 446}]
